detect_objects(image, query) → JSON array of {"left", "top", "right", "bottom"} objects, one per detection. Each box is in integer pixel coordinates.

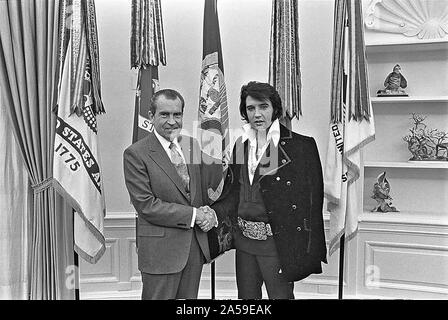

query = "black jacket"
[{"left": 212, "top": 124, "right": 327, "bottom": 281}]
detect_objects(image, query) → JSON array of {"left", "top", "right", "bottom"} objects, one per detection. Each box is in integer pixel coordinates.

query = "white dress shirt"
[
  {"left": 153, "top": 129, "right": 187, "bottom": 163},
  {"left": 241, "top": 119, "right": 281, "bottom": 185}
]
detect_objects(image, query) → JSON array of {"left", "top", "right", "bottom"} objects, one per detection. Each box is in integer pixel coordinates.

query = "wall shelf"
[
  {"left": 371, "top": 96, "right": 448, "bottom": 104},
  {"left": 366, "top": 39, "right": 448, "bottom": 53},
  {"left": 359, "top": 1, "right": 448, "bottom": 298},
  {"left": 364, "top": 161, "right": 448, "bottom": 169}
]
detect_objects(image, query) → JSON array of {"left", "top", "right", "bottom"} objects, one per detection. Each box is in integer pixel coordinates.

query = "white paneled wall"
[
  {"left": 355, "top": 216, "right": 448, "bottom": 298},
  {"left": 79, "top": 213, "right": 448, "bottom": 300}
]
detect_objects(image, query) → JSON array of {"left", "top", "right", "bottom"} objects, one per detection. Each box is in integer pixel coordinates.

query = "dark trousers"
[
  {"left": 141, "top": 232, "right": 204, "bottom": 300},
  {"left": 236, "top": 249, "right": 294, "bottom": 299}
]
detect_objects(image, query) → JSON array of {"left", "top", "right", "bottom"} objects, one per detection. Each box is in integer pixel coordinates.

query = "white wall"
[
  {"left": 95, "top": 0, "right": 334, "bottom": 216},
  {"left": 95, "top": 0, "right": 135, "bottom": 214}
]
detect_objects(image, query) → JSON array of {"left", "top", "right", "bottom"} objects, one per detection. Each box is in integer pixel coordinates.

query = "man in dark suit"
[
  {"left": 212, "top": 81, "right": 327, "bottom": 299},
  {"left": 123, "top": 89, "right": 218, "bottom": 300}
]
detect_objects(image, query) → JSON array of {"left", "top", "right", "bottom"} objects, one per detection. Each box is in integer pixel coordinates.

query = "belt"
[{"left": 238, "top": 217, "right": 273, "bottom": 241}]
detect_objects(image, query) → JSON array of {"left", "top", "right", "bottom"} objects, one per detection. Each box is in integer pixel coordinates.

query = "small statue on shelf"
[
  {"left": 377, "top": 64, "right": 408, "bottom": 97},
  {"left": 371, "top": 172, "right": 399, "bottom": 213},
  {"left": 403, "top": 113, "right": 448, "bottom": 161}
]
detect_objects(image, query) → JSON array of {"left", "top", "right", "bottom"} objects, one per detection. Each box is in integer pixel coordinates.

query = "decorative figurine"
[
  {"left": 371, "top": 172, "right": 399, "bottom": 213},
  {"left": 377, "top": 64, "right": 408, "bottom": 96},
  {"left": 403, "top": 113, "right": 448, "bottom": 161}
]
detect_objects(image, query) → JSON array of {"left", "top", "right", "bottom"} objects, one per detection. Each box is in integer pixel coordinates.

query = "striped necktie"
[{"left": 169, "top": 142, "right": 190, "bottom": 194}]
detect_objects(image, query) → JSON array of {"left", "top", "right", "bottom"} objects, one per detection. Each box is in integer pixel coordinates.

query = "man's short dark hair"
[
  {"left": 149, "top": 89, "right": 185, "bottom": 114},
  {"left": 239, "top": 81, "right": 283, "bottom": 122}
]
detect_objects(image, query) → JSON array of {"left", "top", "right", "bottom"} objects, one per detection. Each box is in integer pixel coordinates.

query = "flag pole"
[
  {"left": 338, "top": 233, "right": 345, "bottom": 299},
  {"left": 73, "top": 209, "right": 80, "bottom": 300},
  {"left": 199, "top": 0, "right": 227, "bottom": 301},
  {"left": 74, "top": 251, "right": 80, "bottom": 300},
  {"left": 338, "top": 1, "right": 348, "bottom": 301},
  {"left": 211, "top": 262, "right": 216, "bottom": 299}
]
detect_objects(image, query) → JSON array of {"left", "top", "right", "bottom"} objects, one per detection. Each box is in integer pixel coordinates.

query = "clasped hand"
[{"left": 195, "top": 206, "right": 217, "bottom": 232}]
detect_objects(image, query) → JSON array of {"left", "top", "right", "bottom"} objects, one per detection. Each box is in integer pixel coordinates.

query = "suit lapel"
[
  {"left": 147, "top": 132, "right": 190, "bottom": 201},
  {"left": 186, "top": 163, "right": 198, "bottom": 204},
  {"left": 257, "top": 124, "right": 293, "bottom": 182}
]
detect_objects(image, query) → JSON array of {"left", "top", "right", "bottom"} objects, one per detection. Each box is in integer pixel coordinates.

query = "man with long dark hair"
[{"left": 212, "top": 81, "right": 327, "bottom": 299}]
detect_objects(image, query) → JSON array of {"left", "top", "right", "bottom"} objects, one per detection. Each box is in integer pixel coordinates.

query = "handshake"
[{"left": 195, "top": 206, "right": 218, "bottom": 233}]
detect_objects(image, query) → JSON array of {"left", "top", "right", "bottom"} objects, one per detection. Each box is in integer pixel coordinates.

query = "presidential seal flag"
[
  {"left": 198, "top": 0, "right": 230, "bottom": 203},
  {"left": 53, "top": 0, "right": 106, "bottom": 263},
  {"left": 324, "top": 0, "right": 375, "bottom": 255},
  {"left": 198, "top": 0, "right": 233, "bottom": 262}
]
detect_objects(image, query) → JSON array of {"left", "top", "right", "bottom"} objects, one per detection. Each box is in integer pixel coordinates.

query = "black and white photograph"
[{"left": 0, "top": 0, "right": 447, "bottom": 306}]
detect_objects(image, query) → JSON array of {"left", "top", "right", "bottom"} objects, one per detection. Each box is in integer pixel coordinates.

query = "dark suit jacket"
[
  {"left": 212, "top": 124, "right": 328, "bottom": 281},
  {"left": 123, "top": 132, "right": 216, "bottom": 274}
]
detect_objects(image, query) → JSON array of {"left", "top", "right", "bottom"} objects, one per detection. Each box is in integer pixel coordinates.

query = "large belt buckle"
[{"left": 238, "top": 217, "right": 273, "bottom": 241}]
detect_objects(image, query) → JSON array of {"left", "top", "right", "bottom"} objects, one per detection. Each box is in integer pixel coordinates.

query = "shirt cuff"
[
  {"left": 211, "top": 209, "right": 218, "bottom": 227},
  {"left": 191, "top": 208, "right": 196, "bottom": 228}
]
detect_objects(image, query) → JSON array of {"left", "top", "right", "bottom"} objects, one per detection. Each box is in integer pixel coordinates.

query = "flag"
[
  {"left": 269, "top": 0, "right": 302, "bottom": 125},
  {"left": 324, "top": 0, "right": 375, "bottom": 255},
  {"left": 132, "top": 67, "right": 159, "bottom": 142},
  {"left": 130, "top": 0, "right": 166, "bottom": 142},
  {"left": 198, "top": 0, "right": 230, "bottom": 203},
  {"left": 53, "top": 0, "right": 106, "bottom": 263},
  {"left": 198, "top": 0, "right": 232, "bottom": 262}
]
